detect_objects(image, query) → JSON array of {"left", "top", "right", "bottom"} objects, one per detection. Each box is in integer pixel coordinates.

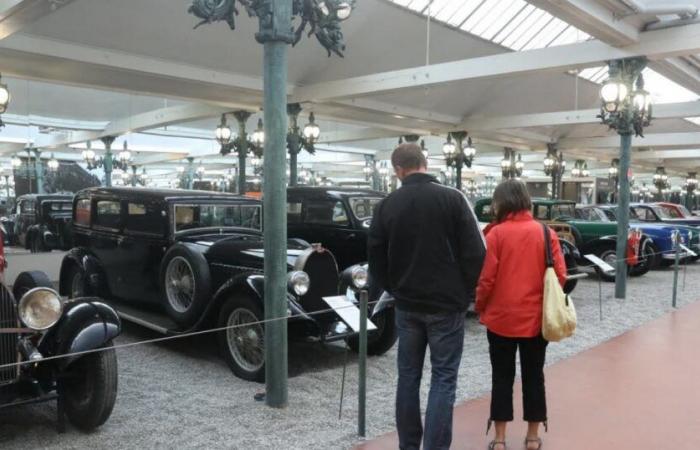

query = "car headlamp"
[
  {"left": 350, "top": 265, "right": 368, "bottom": 289},
  {"left": 287, "top": 271, "right": 310, "bottom": 296},
  {"left": 18, "top": 287, "right": 63, "bottom": 331}
]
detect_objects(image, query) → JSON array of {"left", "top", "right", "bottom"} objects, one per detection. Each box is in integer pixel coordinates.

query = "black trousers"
[{"left": 487, "top": 330, "right": 548, "bottom": 423}]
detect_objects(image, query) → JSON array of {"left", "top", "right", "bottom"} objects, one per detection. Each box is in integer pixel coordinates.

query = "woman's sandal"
[
  {"left": 524, "top": 437, "right": 542, "bottom": 449},
  {"left": 488, "top": 440, "right": 507, "bottom": 450}
]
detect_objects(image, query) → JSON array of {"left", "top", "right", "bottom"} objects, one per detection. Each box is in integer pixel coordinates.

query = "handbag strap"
[{"left": 541, "top": 222, "right": 554, "bottom": 268}]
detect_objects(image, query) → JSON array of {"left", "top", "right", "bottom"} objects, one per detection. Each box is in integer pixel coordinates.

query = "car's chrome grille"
[{"left": 0, "top": 287, "right": 19, "bottom": 385}]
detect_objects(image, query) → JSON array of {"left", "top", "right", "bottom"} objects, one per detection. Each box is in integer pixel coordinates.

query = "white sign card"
[
  {"left": 323, "top": 295, "right": 377, "bottom": 332},
  {"left": 584, "top": 254, "right": 615, "bottom": 274},
  {"left": 680, "top": 244, "right": 698, "bottom": 257}
]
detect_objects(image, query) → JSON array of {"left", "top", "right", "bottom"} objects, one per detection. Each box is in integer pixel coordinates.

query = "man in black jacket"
[{"left": 369, "top": 143, "right": 485, "bottom": 450}]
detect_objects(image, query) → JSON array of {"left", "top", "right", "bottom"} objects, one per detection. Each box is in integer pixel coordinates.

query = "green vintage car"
[{"left": 474, "top": 198, "right": 652, "bottom": 282}]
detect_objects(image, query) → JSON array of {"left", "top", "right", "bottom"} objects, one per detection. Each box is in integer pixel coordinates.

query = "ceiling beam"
[
  {"left": 648, "top": 58, "right": 700, "bottom": 95},
  {"left": 559, "top": 132, "right": 700, "bottom": 149},
  {"left": 526, "top": 0, "right": 639, "bottom": 46},
  {"left": 316, "top": 127, "right": 399, "bottom": 144},
  {"left": 41, "top": 103, "right": 231, "bottom": 148},
  {"left": 462, "top": 100, "right": 700, "bottom": 130},
  {"left": 633, "top": 149, "right": 700, "bottom": 160},
  {"left": 0, "top": 0, "right": 77, "bottom": 41},
  {"left": 291, "top": 22, "right": 700, "bottom": 103}
]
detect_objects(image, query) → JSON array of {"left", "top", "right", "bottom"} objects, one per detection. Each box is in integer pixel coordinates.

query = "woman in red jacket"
[{"left": 476, "top": 180, "right": 567, "bottom": 450}]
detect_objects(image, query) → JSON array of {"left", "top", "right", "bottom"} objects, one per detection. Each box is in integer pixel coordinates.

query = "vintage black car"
[
  {"left": 1, "top": 270, "right": 120, "bottom": 431},
  {"left": 59, "top": 187, "right": 396, "bottom": 382},
  {"left": 287, "top": 187, "right": 385, "bottom": 270},
  {"left": 14, "top": 194, "right": 74, "bottom": 253}
]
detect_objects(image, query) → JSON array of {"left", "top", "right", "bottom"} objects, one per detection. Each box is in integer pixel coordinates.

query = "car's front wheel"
[
  {"left": 217, "top": 295, "right": 265, "bottom": 382},
  {"left": 66, "top": 264, "right": 87, "bottom": 298},
  {"left": 30, "top": 234, "right": 46, "bottom": 253},
  {"left": 62, "top": 341, "right": 118, "bottom": 431},
  {"left": 347, "top": 306, "right": 397, "bottom": 356},
  {"left": 596, "top": 248, "right": 618, "bottom": 282}
]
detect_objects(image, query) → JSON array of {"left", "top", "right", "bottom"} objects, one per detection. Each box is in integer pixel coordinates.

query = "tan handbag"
[{"left": 541, "top": 223, "right": 577, "bottom": 342}]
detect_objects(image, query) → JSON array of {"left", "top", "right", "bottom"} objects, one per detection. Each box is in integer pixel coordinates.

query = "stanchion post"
[
  {"left": 358, "top": 289, "right": 368, "bottom": 438},
  {"left": 598, "top": 276, "right": 603, "bottom": 321},
  {"left": 672, "top": 230, "right": 680, "bottom": 308}
]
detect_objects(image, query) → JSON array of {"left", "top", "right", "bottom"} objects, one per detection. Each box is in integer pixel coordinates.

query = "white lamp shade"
[
  {"left": 11, "top": 156, "right": 21, "bottom": 167},
  {"left": 601, "top": 81, "right": 628, "bottom": 103},
  {"left": 303, "top": 123, "right": 321, "bottom": 140},
  {"left": 216, "top": 125, "right": 233, "bottom": 143},
  {"left": 118, "top": 150, "right": 132, "bottom": 162},
  {"left": 82, "top": 149, "right": 96, "bottom": 161},
  {"left": 442, "top": 142, "right": 456, "bottom": 156},
  {"left": 0, "top": 85, "right": 9, "bottom": 111},
  {"left": 336, "top": 2, "right": 352, "bottom": 20}
]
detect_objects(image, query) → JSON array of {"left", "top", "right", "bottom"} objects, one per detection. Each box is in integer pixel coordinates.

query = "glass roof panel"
[
  {"left": 578, "top": 67, "right": 699, "bottom": 104},
  {"left": 386, "top": 0, "right": 590, "bottom": 51}
]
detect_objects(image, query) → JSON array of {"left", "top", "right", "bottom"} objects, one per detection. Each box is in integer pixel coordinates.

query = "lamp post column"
[
  {"left": 451, "top": 131, "right": 467, "bottom": 191},
  {"left": 615, "top": 131, "right": 632, "bottom": 299},
  {"left": 287, "top": 103, "right": 302, "bottom": 187},
  {"left": 186, "top": 157, "right": 195, "bottom": 190},
  {"left": 233, "top": 111, "right": 251, "bottom": 195},
  {"left": 130, "top": 165, "right": 138, "bottom": 187},
  {"left": 33, "top": 149, "right": 44, "bottom": 194},
  {"left": 101, "top": 136, "right": 116, "bottom": 187},
  {"left": 258, "top": 0, "right": 293, "bottom": 408},
  {"left": 3, "top": 175, "right": 9, "bottom": 199}
]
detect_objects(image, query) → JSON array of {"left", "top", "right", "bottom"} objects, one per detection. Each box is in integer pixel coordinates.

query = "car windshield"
[
  {"left": 550, "top": 203, "right": 575, "bottom": 220},
  {"left": 348, "top": 197, "right": 383, "bottom": 220},
  {"left": 602, "top": 209, "right": 617, "bottom": 221},
  {"left": 174, "top": 203, "right": 262, "bottom": 232},
  {"left": 652, "top": 205, "right": 674, "bottom": 219}
]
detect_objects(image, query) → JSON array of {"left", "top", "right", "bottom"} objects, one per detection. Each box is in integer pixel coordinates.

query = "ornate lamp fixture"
[
  {"left": 501, "top": 148, "right": 523, "bottom": 180},
  {"left": 251, "top": 118, "right": 265, "bottom": 150},
  {"left": 685, "top": 172, "right": 698, "bottom": 209},
  {"left": 0, "top": 74, "right": 9, "bottom": 129},
  {"left": 81, "top": 138, "right": 132, "bottom": 186},
  {"left": 653, "top": 166, "right": 669, "bottom": 193},
  {"left": 47, "top": 154, "right": 60, "bottom": 172},
  {"left": 196, "top": 161, "right": 206, "bottom": 180},
  {"left": 543, "top": 144, "right": 565, "bottom": 199},
  {"left": 363, "top": 162, "right": 373, "bottom": 181},
  {"left": 442, "top": 131, "right": 475, "bottom": 190},
  {"left": 287, "top": 103, "right": 320, "bottom": 186},
  {"left": 571, "top": 160, "right": 589, "bottom": 177}
]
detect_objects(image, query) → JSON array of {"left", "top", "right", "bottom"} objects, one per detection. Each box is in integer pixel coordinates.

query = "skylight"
[{"left": 388, "top": 0, "right": 591, "bottom": 51}]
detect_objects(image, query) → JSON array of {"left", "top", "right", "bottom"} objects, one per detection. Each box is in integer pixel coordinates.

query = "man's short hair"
[{"left": 391, "top": 143, "right": 427, "bottom": 170}]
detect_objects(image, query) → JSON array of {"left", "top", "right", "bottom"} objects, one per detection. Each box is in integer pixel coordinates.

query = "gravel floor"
[{"left": 1, "top": 264, "right": 699, "bottom": 449}]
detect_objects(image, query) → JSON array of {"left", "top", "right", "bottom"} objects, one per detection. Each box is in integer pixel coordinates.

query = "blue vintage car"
[{"left": 596, "top": 205, "right": 700, "bottom": 266}]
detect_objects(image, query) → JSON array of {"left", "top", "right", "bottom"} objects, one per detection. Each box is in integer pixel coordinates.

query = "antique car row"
[{"left": 1, "top": 185, "right": 698, "bottom": 432}]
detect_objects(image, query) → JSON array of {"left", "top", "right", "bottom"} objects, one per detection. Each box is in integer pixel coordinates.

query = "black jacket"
[{"left": 368, "top": 173, "right": 486, "bottom": 313}]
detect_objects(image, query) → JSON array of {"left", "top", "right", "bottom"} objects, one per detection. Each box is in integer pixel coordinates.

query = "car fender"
[
  {"left": 59, "top": 248, "right": 106, "bottom": 297},
  {"left": 39, "top": 298, "right": 121, "bottom": 370}
]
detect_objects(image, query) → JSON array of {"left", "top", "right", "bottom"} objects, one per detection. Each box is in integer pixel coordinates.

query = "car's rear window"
[
  {"left": 126, "top": 202, "right": 165, "bottom": 236},
  {"left": 94, "top": 200, "right": 122, "bottom": 229}
]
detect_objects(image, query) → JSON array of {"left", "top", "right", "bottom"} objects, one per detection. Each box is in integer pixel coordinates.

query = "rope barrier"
[{"left": 0, "top": 297, "right": 382, "bottom": 371}]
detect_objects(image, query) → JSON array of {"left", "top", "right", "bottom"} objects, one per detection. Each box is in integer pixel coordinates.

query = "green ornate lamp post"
[
  {"left": 287, "top": 103, "right": 319, "bottom": 186},
  {"left": 501, "top": 147, "right": 523, "bottom": 180},
  {"left": 653, "top": 166, "right": 669, "bottom": 199},
  {"left": 571, "top": 160, "right": 590, "bottom": 178},
  {"left": 685, "top": 172, "right": 698, "bottom": 210},
  {"left": 608, "top": 158, "right": 620, "bottom": 202},
  {"left": 82, "top": 138, "right": 132, "bottom": 187},
  {"left": 598, "top": 57, "right": 652, "bottom": 299},
  {"left": 442, "top": 131, "right": 475, "bottom": 191},
  {"left": 189, "top": 0, "right": 354, "bottom": 408},
  {"left": 12, "top": 148, "right": 40, "bottom": 194},
  {"left": 216, "top": 111, "right": 264, "bottom": 194},
  {"left": 543, "top": 144, "right": 565, "bottom": 199}
]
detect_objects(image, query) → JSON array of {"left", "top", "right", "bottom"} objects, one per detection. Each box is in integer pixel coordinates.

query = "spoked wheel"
[
  {"left": 67, "top": 265, "right": 87, "bottom": 299},
  {"left": 217, "top": 295, "right": 265, "bottom": 382},
  {"left": 630, "top": 240, "right": 655, "bottom": 277},
  {"left": 165, "top": 256, "right": 196, "bottom": 314},
  {"left": 62, "top": 341, "right": 118, "bottom": 431}
]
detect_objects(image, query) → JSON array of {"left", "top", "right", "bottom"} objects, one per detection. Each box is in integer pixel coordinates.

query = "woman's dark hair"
[{"left": 492, "top": 179, "right": 532, "bottom": 223}]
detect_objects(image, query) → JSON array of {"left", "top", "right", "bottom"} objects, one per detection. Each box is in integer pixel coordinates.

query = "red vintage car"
[{"left": 656, "top": 202, "right": 696, "bottom": 219}]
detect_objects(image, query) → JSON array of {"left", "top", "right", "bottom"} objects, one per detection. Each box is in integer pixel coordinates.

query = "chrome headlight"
[
  {"left": 287, "top": 271, "right": 310, "bottom": 296},
  {"left": 350, "top": 265, "right": 368, "bottom": 289},
  {"left": 18, "top": 287, "right": 63, "bottom": 331}
]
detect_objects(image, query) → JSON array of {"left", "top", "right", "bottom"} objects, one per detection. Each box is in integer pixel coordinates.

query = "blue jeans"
[{"left": 395, "top": 308, "right": 466, "bottom": 450}]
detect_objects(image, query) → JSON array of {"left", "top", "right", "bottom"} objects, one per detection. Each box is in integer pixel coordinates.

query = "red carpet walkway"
[{"left": 356, "top": 301, "right": 700, "bottom": 450}]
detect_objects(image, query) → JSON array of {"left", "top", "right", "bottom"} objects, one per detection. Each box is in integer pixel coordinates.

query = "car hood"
[{"left": 178, "top": 233, "right": 310, "bottom": 270}]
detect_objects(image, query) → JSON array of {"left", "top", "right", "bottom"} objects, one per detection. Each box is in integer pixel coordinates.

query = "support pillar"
[
  {"left": 259, "top": 0, "right": 292, "bottom": 409},
  {"left": 233, "top": 111, "right": 251, "bottom": 195},
  {"left": 101, "top": 136, "right": 116, "bottom": 187},
  {"left": 615, "top": 132, "right": 632, "bottom": 299}
]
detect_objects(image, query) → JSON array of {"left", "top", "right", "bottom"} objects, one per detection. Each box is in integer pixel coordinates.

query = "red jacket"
[{"left": 475, "top": 211, "right": 567, "bottom": 338}]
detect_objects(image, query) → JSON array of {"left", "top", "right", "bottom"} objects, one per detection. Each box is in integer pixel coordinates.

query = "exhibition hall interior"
[{"left": 1, "top": 0, "right": 700, "bottom": 448}]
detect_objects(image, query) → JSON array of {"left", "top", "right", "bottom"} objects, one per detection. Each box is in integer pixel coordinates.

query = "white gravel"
[{"left": 1, "top": 264, "right": 698, "bottom": 449}]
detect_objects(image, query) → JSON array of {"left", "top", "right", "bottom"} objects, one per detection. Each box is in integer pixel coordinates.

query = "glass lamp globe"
[
  {"left": 572, "top": 167, "right": 581, "bottom": 177},
  {"left": 442, "top": 139, "right": 456, "bottom": 157},
  {"left": 196, "top": 165, "right": 205, "bottom": 175},
  {"left": 0, "top": 78, "right": 9, "bottom": 114},
  {"left": 463, "top": 145, "right": 476, "bottom": 158},
  {"left": 336, "top": 1, "right": 353, "bottom": 20},
  {"left": 252, "top": 119, "right": 265, "bottom": 147},
  {"left": 609, "top": 167, "right": 618, "bottom": 176},
  {"left": 48, "top": 155, "right": 59, "bottom": 171},
  {"left": 11, "top": 156, "right": 22, "bottom": 168},
  {"left": 118, "top": 149, "right": 132, "bottom": 163},
  {"left": 601, "top": 79, "right": 628, "bottom": 112},
  {"left": 215, "top": 122, "right": 233, "bottom": 145},
  {"left": 302, "top": 113, "right": 321, "bottom": 141},
  {"left": 582, "top": 169, "right": 590, "bottom": 177},
  {"left": 633, "top": 90, "right": 651, "bottom": 115},
  {"left": 543, "top": 156, "right": 554, "bottom": 169},
  {"left": 82, "top": 149, "right": 96, "bottom": 162},
  {"left": 500, "top": 158, "right": 511, "bottom": 169}
]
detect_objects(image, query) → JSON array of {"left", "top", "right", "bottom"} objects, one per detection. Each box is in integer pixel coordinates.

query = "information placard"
[
  {"left": 680, "top": 244, "right": 698, "bottom": 257},
  {"left": 323, "top": 296, "right": 377, "bottom": 332},
  {"left": 584, "top": 254, "right": 615, "bottom": 273}
]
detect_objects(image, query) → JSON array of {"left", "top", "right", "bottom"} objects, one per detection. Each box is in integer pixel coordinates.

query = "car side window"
[
  {"left": 74, "top": 199, "right": 91, "bottom": 227},
  {"left": 534, "top": 205, "right": 549, "bottom": 220},
  {"left": 125, "top": 202, "right": 164, "bottom": 236},
  {"left": 304, "top": 200, "right": 349, "bottom": 226},
  {"left": 94, "top": 200, "right": 122, "bottom": 230},
  {"left": 20, "top": 200, "right": 35, "bottom": 214},
  {"left": 287, "top": 201, "right": 303, "bottom": 223}
]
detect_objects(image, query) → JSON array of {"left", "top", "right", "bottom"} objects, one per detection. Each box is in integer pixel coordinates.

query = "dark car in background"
[
  {"left": 287, "top": 187, "right": 385, "bottom": 270},
  {"left": 14, "top": 194, "right": 74, "bottom": 253},
  {"left": 1, "top": 270, "right": 120, "bottom": 431},
  {"left": 60, "top": 187, "right": 396, "bottom": 381}
]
